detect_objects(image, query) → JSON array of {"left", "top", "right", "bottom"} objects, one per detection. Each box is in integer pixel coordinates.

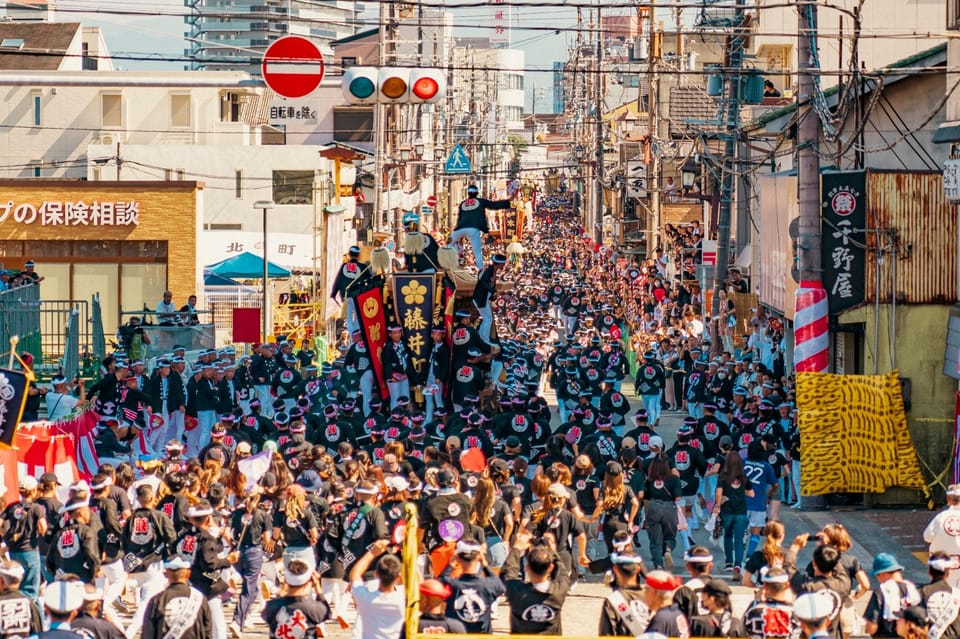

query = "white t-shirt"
[
  {"left": 351, "top": 579, "right": 405, "bottom": 639},
  {"left": 46, "top": 391, "right": 78, "bottom": 421}
]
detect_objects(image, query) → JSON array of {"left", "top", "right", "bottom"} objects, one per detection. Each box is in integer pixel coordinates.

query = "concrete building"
[{"left": 184, "top": 0, "right": 357, "bottom": 75}]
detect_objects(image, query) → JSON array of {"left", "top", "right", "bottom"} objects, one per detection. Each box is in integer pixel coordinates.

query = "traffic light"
[
  {"left": 340, "top": 67, "right": 445, "bottom": 104},
  {"left": 341, "top": 67, "right": 378, "bottom": 104},
  {"left": 409, "top": 69, "right": 445, "bottom": 103},
  {"left": 378, "top": 68, "right": 409, "bottom": 103}
]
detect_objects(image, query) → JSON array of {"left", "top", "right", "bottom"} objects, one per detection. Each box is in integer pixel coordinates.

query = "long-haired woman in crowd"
[{"left": 714, "top": 451, "right": 755, "bottom": 580}]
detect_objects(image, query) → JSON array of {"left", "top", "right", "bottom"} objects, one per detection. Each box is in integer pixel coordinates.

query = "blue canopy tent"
[
  {"left": 203, "top": 271, "right": 244, "bottom": 287},
  {"left": 205, "top": 251, "right": 291, "bottom": 279}
]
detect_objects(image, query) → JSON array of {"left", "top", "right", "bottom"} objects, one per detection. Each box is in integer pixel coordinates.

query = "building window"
[
  {"left": 176, "top": 169, "right": 185, "bottom": 181},
  {"left": 29, "top": 160, "right": 41, "bottom": 178},
  {"left": 341, "top": 56, "right": 358, "bottom": 68},
  {"left": 950, "top": 0, "right": 960, "bottom": 29},
  {"left": 205, "top": 223, "right": 243, "bottom": 231},
  {"left": 31, "top": 92, "right": 41, "bottom": 126},
  {"left": 235, "top": 170, "right": 243, "bottom": 198},
  {"left": 101, "top": 94, "right": 122, "bottom": 129},
  {"left": 220, "top": 91, "right": 242, "bottom": 122},
  {"left": 272, "top": 170, "right": 314, "bottom": 205},
  {"left": 164, "top": 169, "right": 172, "bottom": 181},
  {"left": 333, "top": 107, "right": 374, "bottom": 143},
  {"left": 170, "top": 94, "right": 192, "bottom": 128}
]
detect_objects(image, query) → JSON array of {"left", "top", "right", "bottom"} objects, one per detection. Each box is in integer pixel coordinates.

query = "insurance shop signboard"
[{"left": 821, "top": 171, "right": 866, "bottom": 313}]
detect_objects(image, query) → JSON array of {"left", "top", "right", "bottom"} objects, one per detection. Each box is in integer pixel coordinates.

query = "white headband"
[
  {"left": 610, "top": 553, "right": 645, "bottom": 565},
  {"left": 930, "top": 558, "right": 957, "bottom": 572},
  {"left": 760, "top": 568, "right": 790, "bottom": 584},
  {"left": 683, "top": 552, "right": 714, "bottom": 564},
  {"left": 948, "top": 487, "right": 960, "bottom": 497}
]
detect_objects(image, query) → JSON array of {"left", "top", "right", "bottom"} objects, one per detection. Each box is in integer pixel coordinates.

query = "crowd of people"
[{"left": 2, "top": 188, "right": 952, "bottom": 639}]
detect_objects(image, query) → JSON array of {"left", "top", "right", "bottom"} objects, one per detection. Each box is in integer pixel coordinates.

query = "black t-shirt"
[
  {"left": 597, "top": 486, "right": 636, "bottom": 531},
  {"left": 483, "top": 498, "right": 511, "bottom": 540},
  {"left": 718, "top": 479, "right": 748, "bottom": 515},
  {"left": 261, "top": 595, "right": 331, "bottom": 637},
  {"left": 419, "top": 613, "right": 467, "bottom": 634},
  {"left": 230, "top": 507, "right": 272, "bottom": 547},
  {"left": 643, "top": 475, "right": 682, "bottom": 502},
  {"left": 272, "top": 505, "right": 319, "bottom": 548},
  {"left": 1, "top": 500, "right": 45, "bottom": 552},
  {"left": 571, "top": 474, "right": 599, "bottom": 514},
  {"left": 646, "top": 604, "right": 691, "bottom": 637},
  {"left": 72, "top": 612, "right": 125, "bottom": 639},
  {"left": 529, "top": 508, "right": 582, "bottom": 553}
]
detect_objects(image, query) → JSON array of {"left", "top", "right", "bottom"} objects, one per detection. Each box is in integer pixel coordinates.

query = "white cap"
[
  {"left": 384, "top": 476, "right": 410, "bottom": 492},
  {"left": 0, "top": 562, "right": 24, "bottom": 582},
  {"left": 70, "top": 480, "right": 90, "bottom": 493},
  {"left": 455, "top": 540, "right": 483, "bottom": 555},
  {"left": 90, "top": 476, "right": 113, "bottom": 491},
  {"left": 649, "top": 435, "right": 664, "bottom": 450},
  {"left": 187, "top": 505, "right": 213, "bottom": 518},
  {"left": 793, "top": 591, "right": 838, "bottom": 622},
  {"left": 163, "top": 556, "right": 192, "bottom": 571},
  {"left": 18, "top": 476, "right": 37, "bottom": 491},
  {"left": 43, "top": 580, "right": 85, "bottom": 614}
]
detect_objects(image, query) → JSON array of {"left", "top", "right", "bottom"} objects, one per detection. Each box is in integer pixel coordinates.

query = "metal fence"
[
  {"left": 0, "top": 285, "right": 104, "bottom": 379},
  {"left": 205, "top": 285, "right": 262, "bottom": 345},
  {"left": 0, "top": 283, "right": 40, "bottom": 361}
]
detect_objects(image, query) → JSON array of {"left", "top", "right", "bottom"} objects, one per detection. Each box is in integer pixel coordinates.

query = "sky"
[{"left": 42, "top": 0, "right": 605, "bottom": 113}]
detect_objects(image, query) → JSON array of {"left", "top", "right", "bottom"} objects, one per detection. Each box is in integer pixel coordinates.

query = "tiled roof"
[
  {"left": 0, "top": 22, "right": 80, "bottom": 71},
  {"left": 668, "top": 85, "right": 720, "bottom": 137}
]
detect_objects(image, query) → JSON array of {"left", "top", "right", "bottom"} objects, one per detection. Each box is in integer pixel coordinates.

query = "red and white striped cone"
[{"left": 794, "top": 280, "right": 829, "bottom": 372}]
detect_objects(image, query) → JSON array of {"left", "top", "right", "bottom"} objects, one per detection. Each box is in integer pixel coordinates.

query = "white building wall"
[
  {"left": 751, "top": 0, "right": 945, "bottom": 91},
  {"left": 0, "top": 71, "right": 264, "bottom": 179}
]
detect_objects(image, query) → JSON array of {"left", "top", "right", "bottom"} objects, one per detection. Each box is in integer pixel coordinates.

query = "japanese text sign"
[
  {"left": 821, "top": 171, "right": 866, "bottom": 313},
  {"left": 0, "top": 200, "right": 140, "bottom": 227}
]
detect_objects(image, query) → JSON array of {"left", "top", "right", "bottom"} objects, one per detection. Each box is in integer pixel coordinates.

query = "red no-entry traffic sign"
[
  {"left": 426, "top": 195, "right": 438, "bottom": 207},
  {"left": 261, "top": 36, "right": 325, "bottom": 99}
]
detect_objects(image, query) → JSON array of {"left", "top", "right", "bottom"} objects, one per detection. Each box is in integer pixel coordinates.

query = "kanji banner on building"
[
  {"left": 392, "top": 273, "right": 436, "bottom": 387},
  {"left": 821, "top": 171, "right": 867, "bottom": 313},
  {"left": 356, "top": 286, "right": 389, "bottom": 400}
]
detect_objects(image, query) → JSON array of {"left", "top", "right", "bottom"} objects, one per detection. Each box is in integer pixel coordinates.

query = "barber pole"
[{"left": 794, "top": 281, "right": 829, "bottom": 373}]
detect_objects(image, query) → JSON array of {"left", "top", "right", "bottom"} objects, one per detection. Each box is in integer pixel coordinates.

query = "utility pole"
[
  {"left": 593, "top": 0, "right": 603, "bottom": 244},
  {"left": 794, "top": 0, "right": 827, "bottom": 510},
  {"left": 709, "top": 0, "right": 746, "bottom": 350},
  {"left": 647, "top": 8, "right": 662, "bottom": 257},
  {"left": 797, "top": 4, "right": 822, "bottom": 286}
]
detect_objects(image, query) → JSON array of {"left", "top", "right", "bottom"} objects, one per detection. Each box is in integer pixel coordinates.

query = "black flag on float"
[
  {"left": 0, "top": 367, "right": 30, "bottom": 446},
  {"left": 392, "top": 273, "right": 436, "bottom": 387}
]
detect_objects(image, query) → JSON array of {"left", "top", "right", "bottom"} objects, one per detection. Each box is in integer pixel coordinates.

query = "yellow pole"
[{"left": 402, "top": 503, "right": 420, "bottom": 638}]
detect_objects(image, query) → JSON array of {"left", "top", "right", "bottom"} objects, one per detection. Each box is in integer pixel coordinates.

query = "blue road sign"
[{"left": 445, "top": 144, "right": 472, "bottom": 174}]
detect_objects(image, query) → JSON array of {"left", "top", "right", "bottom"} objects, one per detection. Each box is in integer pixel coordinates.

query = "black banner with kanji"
[
  {"left": 821, "top": 171, "right": 867, "bottom": 313},
  {"left": 392, "top": 273, "right": 436, "bottom": 386},
  {"left": 0, "top": 367, "right": 30, "bottom": 445}
]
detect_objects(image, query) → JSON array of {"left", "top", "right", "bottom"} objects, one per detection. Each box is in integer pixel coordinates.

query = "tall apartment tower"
[{"left": 184, "top": 0, "right": 358, "bottom": 74}]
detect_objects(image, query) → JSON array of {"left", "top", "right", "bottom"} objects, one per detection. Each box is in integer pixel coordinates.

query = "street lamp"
[
  {"left": 681, "top": 157, "right": 700, "bottom": 191},
  {"left": 573, "top": 144, "right": 585, "bottom": 161},
  {"left": 413, "top": 137, "right": 425, "bottom": 157},
  {"left": 254, "top": 200, "right": 274, "bottom": 341}
]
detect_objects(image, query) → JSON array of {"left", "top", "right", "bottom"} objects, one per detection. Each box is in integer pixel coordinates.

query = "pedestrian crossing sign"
[{"left": 445, "top": 144, "right": 471, "bottom": 174}]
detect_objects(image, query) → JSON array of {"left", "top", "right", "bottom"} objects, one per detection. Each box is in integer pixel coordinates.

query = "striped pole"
[{"left": 794, "top": 280, "right": 829, "bottom": 372}]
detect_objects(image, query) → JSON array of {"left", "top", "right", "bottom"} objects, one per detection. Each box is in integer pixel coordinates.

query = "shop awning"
[{"left": 205, "top": 251, "right": 291, "bottom": 279}]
